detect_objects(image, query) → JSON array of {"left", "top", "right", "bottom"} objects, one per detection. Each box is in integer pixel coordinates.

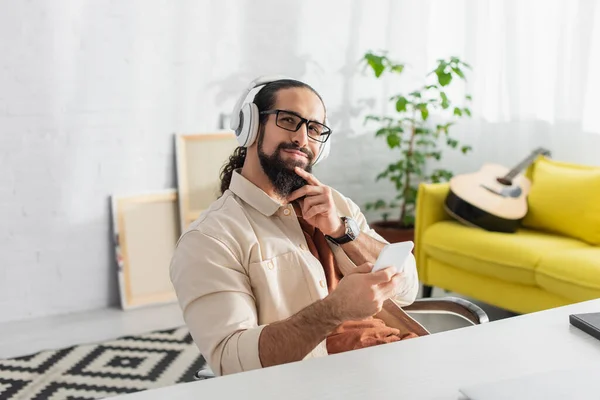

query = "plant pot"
[{"left": 371, "top": 221, "right": 415, "bottom": 244}]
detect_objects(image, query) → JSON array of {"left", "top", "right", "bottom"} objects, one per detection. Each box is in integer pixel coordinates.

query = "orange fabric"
[{"left": 294, "top": 203, "right": 418, "bottom": 354}]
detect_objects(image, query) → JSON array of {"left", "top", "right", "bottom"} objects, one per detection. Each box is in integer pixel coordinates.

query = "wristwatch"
[{"left": 325, "top": 217, "right": 360, "bottom": 245}]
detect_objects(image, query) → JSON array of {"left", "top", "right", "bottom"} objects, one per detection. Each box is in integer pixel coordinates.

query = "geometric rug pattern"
[{"left": 0, "top": 327, "right": 209, "bottom": 400}]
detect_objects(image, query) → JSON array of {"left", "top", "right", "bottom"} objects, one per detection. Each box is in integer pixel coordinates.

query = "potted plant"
[{"left": 362, "top": 52, "right": 473, "bottom": 243}]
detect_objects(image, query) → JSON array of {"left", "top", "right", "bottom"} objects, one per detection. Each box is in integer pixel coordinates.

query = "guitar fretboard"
[{"left": 503, "top": 149, "right": 549, "bottom": 181}]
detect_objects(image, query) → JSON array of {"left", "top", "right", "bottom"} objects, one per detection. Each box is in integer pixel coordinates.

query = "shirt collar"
[{"left": 229, "top": 169, "right": 282, "bottom": 217}]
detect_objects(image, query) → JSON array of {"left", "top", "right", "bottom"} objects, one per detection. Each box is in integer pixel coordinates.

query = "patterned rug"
[{"left": 0, "top": 327, "right": 210, "bottom": 400}]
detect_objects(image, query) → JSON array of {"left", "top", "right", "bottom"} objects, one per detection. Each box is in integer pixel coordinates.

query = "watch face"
[{"left": 347, "top": 218, "right": 360, "bottom": 239}]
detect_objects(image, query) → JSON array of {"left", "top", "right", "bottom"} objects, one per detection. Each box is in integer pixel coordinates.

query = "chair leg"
[{"left": 422, "top": 284, "right": 433, "bottom": 298}]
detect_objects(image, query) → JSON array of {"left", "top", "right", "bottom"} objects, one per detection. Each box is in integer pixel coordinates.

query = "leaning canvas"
[
  {"left": 175, "top": 132, "right": 238, "bottom": 230},
  {"left": 111, "top": 190, "right": 180, "bottom": 310}
]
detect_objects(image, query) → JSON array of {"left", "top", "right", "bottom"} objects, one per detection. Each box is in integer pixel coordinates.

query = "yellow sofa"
[{"left": 414, "top": 158, "right": 600, "bottom": 314}]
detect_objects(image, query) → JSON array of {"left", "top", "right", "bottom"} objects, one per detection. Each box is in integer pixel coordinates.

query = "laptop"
[
  {"left": 569, "top": 312, "right": 600, "bottom": 341},
  {"left": 459, "top": 364, "right": 600, "bottom": 400}
]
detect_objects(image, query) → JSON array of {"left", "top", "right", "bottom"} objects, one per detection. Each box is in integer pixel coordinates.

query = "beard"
[{"left": 257, "top": 127, "right": 315, "bottom": 199}]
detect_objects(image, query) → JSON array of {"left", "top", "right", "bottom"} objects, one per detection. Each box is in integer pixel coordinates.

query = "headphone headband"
[{"left": 230, "top": 75, "right": 293, "bottom": 131}]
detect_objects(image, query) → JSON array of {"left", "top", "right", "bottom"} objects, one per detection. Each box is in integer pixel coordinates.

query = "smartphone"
[{"left": 372, "top": 241, "right": 414, "bottom": 273}]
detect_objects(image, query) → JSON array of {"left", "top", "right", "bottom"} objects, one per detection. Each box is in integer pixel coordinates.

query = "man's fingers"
[
  {"left": 304, "top": 204, "right": 329, "bottom": 219},
  {"left": 349, "top": 262, "right": 374, "bottom": 275},
  {"left": 370, "top": 267, "right": 397, "bottom": 284},
  {"left": 294, "top": 166, "right": 322, "bottom": 186},
  {"left": 302, "top": 195, "right": 327, "bottom": 210},
  {"left": 288, "top": 185, "right": 324, "bottom": 202},
  {"left": 379, "top": 273, "right": 403, "bottom": 297}
]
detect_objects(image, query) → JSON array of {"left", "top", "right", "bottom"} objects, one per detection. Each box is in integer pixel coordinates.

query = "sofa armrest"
[
  {"left": 404, "top": 297, "right": 489, "bottom": 325},
  {"left": 415, "top": 183, "right": 452, "bottom": 282}
]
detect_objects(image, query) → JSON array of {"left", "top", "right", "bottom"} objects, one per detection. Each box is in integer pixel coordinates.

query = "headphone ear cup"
[
  {"left": 245, "top": 103, "right": 260, "bottom": 147},
  {"left": 312, "top": 138, "right": 331, "bottom": 166},
  {"left": 312, "top": 117, "right": 332, "bottom": 166},
  {"left": 236, "top": 103, "right": 260, "bottom": 147}
]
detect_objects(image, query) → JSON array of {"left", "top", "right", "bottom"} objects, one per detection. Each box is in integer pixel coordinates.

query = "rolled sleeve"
[
  {"left": 393, "top": 253, "right": 419, "bottom": 306},
  {"left": 170, "top": 230, "right": 263, "bottom": 376}
]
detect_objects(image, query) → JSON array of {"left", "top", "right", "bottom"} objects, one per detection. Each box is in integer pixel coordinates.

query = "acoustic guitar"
[{"left": 444, "top": 148, "right": 551, "bottom": 233}]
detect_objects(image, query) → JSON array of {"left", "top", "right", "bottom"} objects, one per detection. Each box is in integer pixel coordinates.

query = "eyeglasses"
[{"left": 259, "top": 109, "right": 332, "bottom": 143}]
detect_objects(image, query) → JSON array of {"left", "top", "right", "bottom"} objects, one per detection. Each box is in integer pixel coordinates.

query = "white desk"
[{"left": 108, "top": 299, "right": 600, "bottom": 400}]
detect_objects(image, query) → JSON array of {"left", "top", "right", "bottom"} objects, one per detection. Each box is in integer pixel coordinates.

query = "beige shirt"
[{"left": 170, "top": 170, "right": 419, "bottom": 376}]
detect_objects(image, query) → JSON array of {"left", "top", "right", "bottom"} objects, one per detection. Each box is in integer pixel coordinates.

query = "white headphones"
[{"left": 229, "top": 75, "right": 331, "bottom": 166}]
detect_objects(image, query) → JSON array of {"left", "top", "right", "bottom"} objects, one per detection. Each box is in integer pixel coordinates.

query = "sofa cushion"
[
  {"left": 536, "top": 248, "right": 600, "bottom": 302},
  {"left": 522, "top": 157, "right": 600, "bottom": 245},
  {"left": 422, "top": 221, "right": 588, "bottom": 285}
]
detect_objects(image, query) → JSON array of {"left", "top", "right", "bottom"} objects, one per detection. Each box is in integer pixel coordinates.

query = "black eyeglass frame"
[{"left": 259, "top": 109, "right": 332, "bottom": 143}]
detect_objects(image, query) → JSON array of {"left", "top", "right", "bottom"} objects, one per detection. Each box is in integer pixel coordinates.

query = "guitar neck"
[{"left": 504, "top": 153, "right": 540, "bottom": 180}]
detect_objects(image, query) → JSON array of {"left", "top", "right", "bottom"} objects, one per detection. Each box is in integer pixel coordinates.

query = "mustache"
[{"left": 277, "top": 143, "right": 314, "bottom": 159}]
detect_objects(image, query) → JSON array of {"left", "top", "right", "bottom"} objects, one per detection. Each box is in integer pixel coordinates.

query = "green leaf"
[
  {"left": 437, "top": 68, "right": 453, "bottom": 86},
  {"left": 463, "top": 108, "right": 472, "bottom": 117},
  {"left": 446, "top": 138, "right": 459, "bottom": 148},
  {"left": 404, "top": 187, "right": 418, "bottom": 203},
  {"left": 409, "top": 91, "right": 422, "bottom": 98},
  {"left": 374, "top": 199, "right": 387, "bottom": 209},
  {"left": 425, "top": 84, "right": 439, "bottom": 90},
  {"left": 375, "top": 128, "right": 388, "bottom": 137},
  {"left": 412, "top": 152, "right": 426, "bottom": 165},
  {"left": 396, "top": 96, "right": 408, "bottom": 112},
  {"left": 386, "top": 134, "right": 401, "bottom": 149},
  {"left": 364, "top": 115, "right": 381, "bottom": 125},
  {"left": 453, "top": 107, "right": 463, "bottom": 117},
  {"left": 416, "top": 138, "right": 436, "bottom": 147},
  {"left": 461, "top": 145, "right": 473, "bottom": 154},
  {"left": 427, "top": 151, "right": 442, "bottom": 160},
  {"left": 436, "top": 169, "right": 454, "bottom": 181},
  {"left": 393, "top": 176, "right": 404, "bottom": 191},
  {"left": 402, "top": 214, "right": 415, "bottom": 227},
  {"left": 376, "top": 171, "right": 389, "bottom": 181},
  {"left": 391, "top": 64, "right": 405, "bottom": 74},
  {"left": 364, "top": 53, "right": 385, "bottom": 77},
  {"left": 435, "top": 60, "right": 447, "bottom": 73},
  {"left": 429, "top": 168, "right": 453, "bottom": 183},
  {"left": 415, "top": 127, "right": 431, "bottom": 134},
  {"left": 420, "top": 105, "right": 429, "bottom": 121},
  {"left": 440, "top": 92, "right": 450, "bottom": 109},
  {"left": 451, "top": 66, "right": 465, "bottom": 79},
  {"left": 465, "top": 94, "right": 472, "bottom": 101}
]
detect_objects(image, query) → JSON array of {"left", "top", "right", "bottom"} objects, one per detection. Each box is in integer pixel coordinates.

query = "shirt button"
[
  {"left": 319, "top": 280, "right": 326, "bottom": 288},
  {"left": 299, "top": 243, "right": 306, "bottom": 250},
  {"left": 267, "top": 261, "right": 275, "bottom": 270},
  {"left": 283, "top": 209, "right": 291, "bottom": 216}
]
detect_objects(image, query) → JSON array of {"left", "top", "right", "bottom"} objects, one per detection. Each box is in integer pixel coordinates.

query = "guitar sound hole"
[{"left": 496, "top": 177, "right": 512, "bottom": 186}]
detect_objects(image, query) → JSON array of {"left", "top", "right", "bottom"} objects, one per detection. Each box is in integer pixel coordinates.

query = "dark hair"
[{"left": 219, "top": 79, "right": 325, "bottom": 195}]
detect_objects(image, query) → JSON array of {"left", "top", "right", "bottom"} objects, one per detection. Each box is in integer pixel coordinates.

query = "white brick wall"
[
  {"left": 2, "top": 0, "right": 599, "bottom": 323},
  {"left": 0, "top": 0, "right": 398, "bottom": 323}
]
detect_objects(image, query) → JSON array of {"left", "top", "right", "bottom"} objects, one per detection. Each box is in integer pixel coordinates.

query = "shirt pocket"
[{"left": 249, "top": 250, "right": 324, "bottom": 324}]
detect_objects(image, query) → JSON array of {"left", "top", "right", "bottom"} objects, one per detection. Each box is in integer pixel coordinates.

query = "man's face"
[{"left": 257, "top": 88, "right": 326, "bottom": 198}]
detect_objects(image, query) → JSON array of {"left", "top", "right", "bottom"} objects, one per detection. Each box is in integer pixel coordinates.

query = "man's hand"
[
  {"left": 326, "top": 262, "right": 402, "bottom": 321},
  {"left": 287, "top": 167, "right": 344, "bottom": 237}
]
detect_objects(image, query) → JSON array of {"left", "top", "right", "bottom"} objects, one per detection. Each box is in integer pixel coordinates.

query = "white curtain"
[{"left": 297, "top": 0, "right": 600, "bottom": 218}]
